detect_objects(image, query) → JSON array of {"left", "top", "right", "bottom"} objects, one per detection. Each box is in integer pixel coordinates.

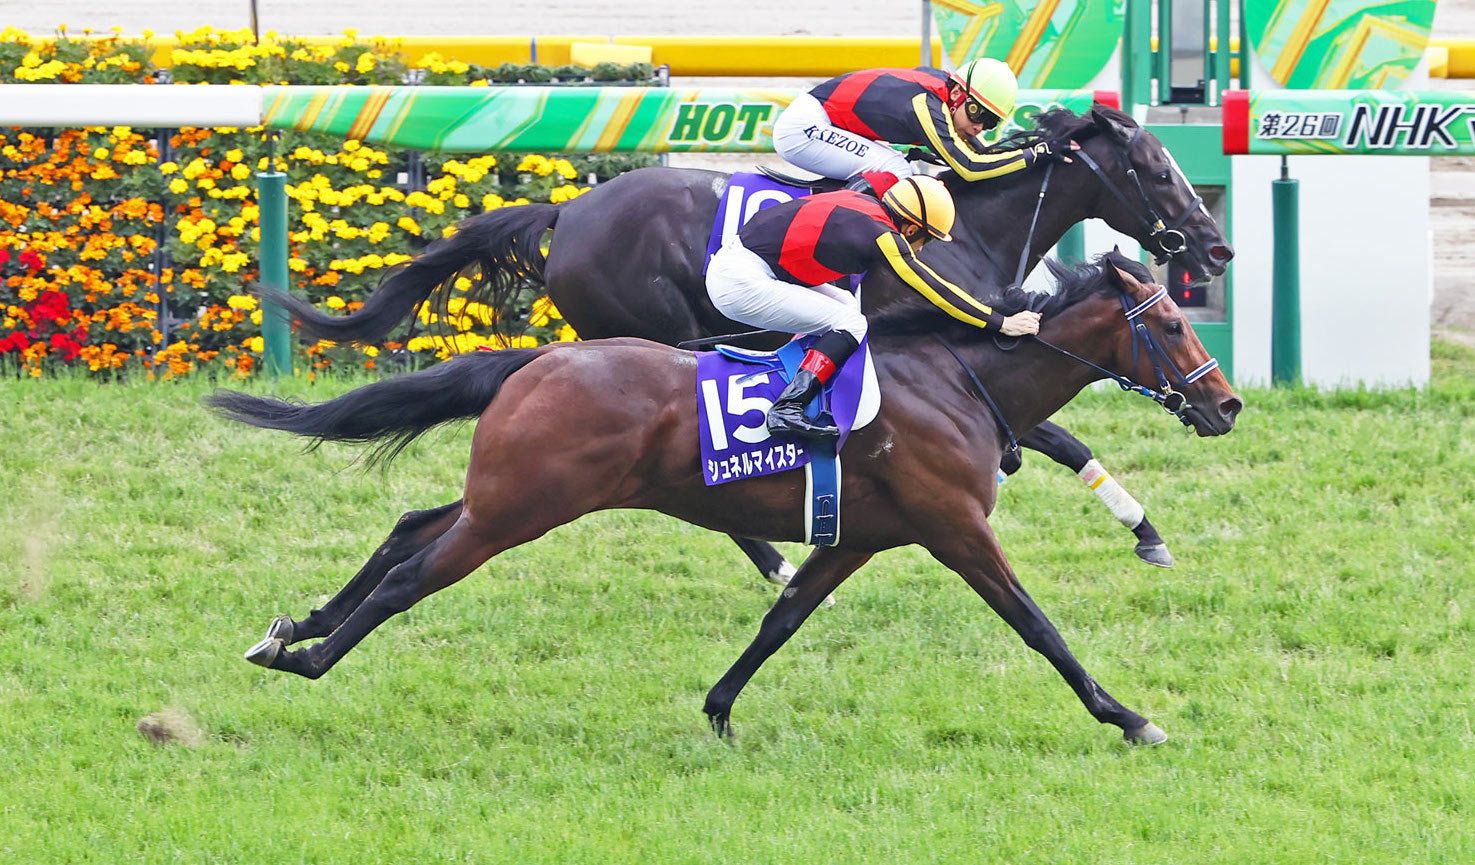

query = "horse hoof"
[
  {"left": 766, "top": 561, "right": 797, "bottom": 586},
  {"left": 1124, "top": 722, "right": 1168, "bottom": 746},
  {"left": 244, "top": 637, "right": 283, "bottom": 668},
  {"left": 1134, "top": 543, "right": 1175, "bottom": 568},
  {"left": 266, "top": 614, "right": 295, "bottom": 644}
]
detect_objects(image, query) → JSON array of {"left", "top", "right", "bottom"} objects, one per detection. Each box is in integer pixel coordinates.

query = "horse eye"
[
  {"left": 1164, "top": 321, "right": 1184, "bottom": 336},
  {"left": 1156, "top": 171, "right": 1171, "bottom": 183}
]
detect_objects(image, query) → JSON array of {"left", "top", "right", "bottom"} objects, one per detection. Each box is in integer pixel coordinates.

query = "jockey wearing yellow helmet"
[
  {"left": 772, "top": 58, "right": 1070, "bottom": 192},
  {"left": 706, "top": 175, "right": 1041, "bottom": 440}
]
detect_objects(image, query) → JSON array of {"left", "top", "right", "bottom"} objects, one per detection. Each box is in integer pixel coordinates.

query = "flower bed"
[{"left": 0, "top": 26, "right": 658, "bottom": 378}]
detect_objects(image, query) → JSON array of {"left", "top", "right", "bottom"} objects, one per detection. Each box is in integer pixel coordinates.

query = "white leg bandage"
[{"left": 1078, "top": 459, "right": 1145, "bottom": 529}]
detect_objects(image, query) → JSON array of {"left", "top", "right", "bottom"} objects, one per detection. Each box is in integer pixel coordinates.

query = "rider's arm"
[
  {"left": 874, "top": 231, "right": 1007, "bottom": 330},
  {"left": 910, "top": 92, "right": 1035, "bottom": 182}
]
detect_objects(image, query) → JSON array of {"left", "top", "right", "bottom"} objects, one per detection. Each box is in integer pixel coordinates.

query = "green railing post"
[
  {"left": 1271, "top": 156, "right": 1300, "bottom": 386},
  {"left": 1122, "top": 0, "right": 1152, "bottom": 113},
  {"left": 1214, "top": 0, "right": 1232, "bottom": 100},
  {"left": 1156, "top": 0, "right": 1174, "bottom": 105},
  {"left": 1057, "top": 223, "right": 1086, "bottom": 264},
  {"left": 255, "top": 167, "right": 292, "bottom": 378}
]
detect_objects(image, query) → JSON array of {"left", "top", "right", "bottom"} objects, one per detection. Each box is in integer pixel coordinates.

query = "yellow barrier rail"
[
  {"left": 47, "top": 32, "right": 1475, "bottom": 79},
  {"left": 45, "top": 34, "right": 942, "bottom": 76}
]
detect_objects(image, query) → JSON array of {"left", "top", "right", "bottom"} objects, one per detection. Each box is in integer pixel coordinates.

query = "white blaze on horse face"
[{"left": 1161, "top": 147, "right": 1212, "bottom": 222}]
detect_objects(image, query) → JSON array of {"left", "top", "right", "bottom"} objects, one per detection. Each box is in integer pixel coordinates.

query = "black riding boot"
[
  {"left": 765, "top": 330, "right": 859, "bottom": 441},
  {"left": 766, "top": 369, "right": 835, "bottom": 440}
]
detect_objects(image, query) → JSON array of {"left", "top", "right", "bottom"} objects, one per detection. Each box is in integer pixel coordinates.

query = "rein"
[
  {"left": 1032, "top": 286, "right": 1219, "bottom": 426},
  {"left": 939, "top": 283, "right": 1220, "bottom": 432},
  {"left": 935, "top": 335, "right": 1019, "bottom": 453}
]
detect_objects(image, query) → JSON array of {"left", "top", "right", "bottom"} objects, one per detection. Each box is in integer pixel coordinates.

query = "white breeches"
[
  {"left": 772, "top": 93, "right": 915, "bottom": 182},
  {"left": 706, "top": 237, "right": 868, "bottom": 341}
]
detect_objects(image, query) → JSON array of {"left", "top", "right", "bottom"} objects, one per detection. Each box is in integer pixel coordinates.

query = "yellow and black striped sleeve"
[
  {"left": 875, "top": 231, "right": 1006, "bottom": 330},
  {"left": 910, "top": 92, "right": 1035, "bottom": 182}
]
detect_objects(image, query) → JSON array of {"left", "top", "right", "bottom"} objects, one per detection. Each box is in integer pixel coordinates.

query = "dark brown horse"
[
  {"left": 211, "top": 253, "right": 1242, "bottom": 745},
  {"left": 266, "top": 105, "right": 1232, "bottom": 584}
]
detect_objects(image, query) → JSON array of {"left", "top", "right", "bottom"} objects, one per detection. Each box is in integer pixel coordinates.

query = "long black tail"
[
  {"left": 264, "top": 203, "right": 559, "bottom": 345},
  {"left": 204, "top": 348, "right": 542, "bottom": 466}
]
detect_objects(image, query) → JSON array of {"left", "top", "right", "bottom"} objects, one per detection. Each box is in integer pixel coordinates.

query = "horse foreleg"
[
  {"left": 703, "top": 547, "right": 872, "bottom": 738},
  {"left": 926, "top": 521, "right": 1166, "bottom": 745},
  {"left": 253, "top": 500, "right": 464, "bottom": 650},
  {"left": 1018, "top": 420, "right": 1173, "bottom": 568}
]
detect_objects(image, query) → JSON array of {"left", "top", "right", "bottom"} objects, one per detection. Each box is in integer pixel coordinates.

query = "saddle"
[
  {"left": 695, "top": 336, "right": 880, "bottom": 546},
  {"left": 755, "top": 165, "right": 846, "bottom": 194}
]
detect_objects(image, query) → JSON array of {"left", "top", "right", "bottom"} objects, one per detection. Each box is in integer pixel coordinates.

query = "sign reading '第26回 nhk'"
[{"left": 1224, "top": 90, "right": 1475, "bottom": 156}]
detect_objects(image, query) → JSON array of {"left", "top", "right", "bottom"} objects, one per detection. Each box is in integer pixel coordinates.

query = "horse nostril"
[
  {"left": 1219, "top": 397, "right": 1243, "bottom": 423},
  {"left": 1211, "top": 245, "right": 1234, "bottom": 263}
]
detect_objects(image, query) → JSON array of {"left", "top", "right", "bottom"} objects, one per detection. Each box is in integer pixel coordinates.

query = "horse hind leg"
[
  {"left": 245, "top": 501, "right": 463, "bottom": 664},
  {"left": 256, "top": 512, "right": 501, "bottom": 680},
  {"left": 256, "top": 479, "right": 594, "bottom": 680}
]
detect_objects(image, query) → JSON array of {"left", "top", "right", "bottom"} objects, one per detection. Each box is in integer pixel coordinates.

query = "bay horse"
[
  {"left": 211, "top": 253, "right": 1242, "bottom": 745},
  {"left": 268, "top": 105, "right": 1233, "bottom": 584}
]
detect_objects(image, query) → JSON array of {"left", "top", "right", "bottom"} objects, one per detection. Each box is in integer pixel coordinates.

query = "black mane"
[
  {"left": 869, "top": 251, "right": 1152, "bottom": 339},
  {"left": 940, "top": 101, "right": 1136, "bottom": 184},
  {"left": 1033, "top": 102, "right": 1138, "bottom": 143}
]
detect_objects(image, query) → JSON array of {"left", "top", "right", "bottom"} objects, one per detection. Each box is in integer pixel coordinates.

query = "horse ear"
[
  {"left": 1090, "top": 106, "right": 1133, "bottom": 143},
  {"left": 1109, "top": 264, "right": 1140, "bottom": 292}
]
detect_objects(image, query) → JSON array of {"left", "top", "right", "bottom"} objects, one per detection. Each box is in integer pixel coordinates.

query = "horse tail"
[
  {"left": 264, "top": 203, "right": 560, "bottom": 344},
  {"left": 204, "top": 348, "right": 542, "bottom": 466}
]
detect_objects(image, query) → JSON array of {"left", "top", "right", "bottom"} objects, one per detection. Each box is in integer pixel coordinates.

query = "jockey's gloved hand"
[
  {"left": 905, "top": 147, "right": 947, "bottom": 166},
  {"left": 1029, "top": 140, "right": 1078, "bottom": 164},
  {"left": 1000, "top": 311, "right": 1041, "bottom": 337}
]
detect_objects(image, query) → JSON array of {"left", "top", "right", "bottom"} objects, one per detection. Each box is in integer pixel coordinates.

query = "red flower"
[
  {"left": 49, "top": 332, "right": 82, "bottom": 361},
  {"left": 0, "top": 249, "right": 9, "bottom": 265},
  {"left": 18, "top": 249, "right": 44, "bottom": 271},
  {"left": 0, "top": 331, "right": 30, "bottom": 352}
]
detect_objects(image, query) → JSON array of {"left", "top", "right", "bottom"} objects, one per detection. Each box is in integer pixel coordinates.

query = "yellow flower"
[
  {"left": 246, "top": 336, "right": 264, "bottom": 353},
  {"left": 168, "top": 178, "right": 188, "bottom": 194},
  {"left": 333, "top": 61, "right": 350, "bottom": 73},
  {"left": 225, "top": 148, "right": 244, "bottom": 162},
  {"left": 396, "top": 216, "right": 420, "bottom": 235},
  {"left": 251, "top": 310, "right": 263, "bottom": 325},
  {"left": 529, "top": 295, "right": 562, "bottom": 327},
  {"left": 453, "top": 193, "right": 469, "bottom": 208},
  {"left": 230, "top": 164, "right": 251, "bottom": 181},
  {"left": 159, "top": 161, "right": 179, "bottom": 174},
  {"left": 93, "top": 147, "right": 109, "bottom": 160},
  {"left": 362, "top": 345, "right": 379, "bottom": 357},
  {"left": 227, "top": 294, "right": 258, "bottom": 310},
  {"left": 326, "top": 296, "right": 346, "bottom": 309},
  {"left": 556, "top": 324, "right": 579, "bottom": 342}
]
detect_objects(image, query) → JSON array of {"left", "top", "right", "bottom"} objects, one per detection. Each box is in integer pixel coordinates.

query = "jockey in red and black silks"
[
  {"left": 706, "top": 176, "right": 1041, "bottom": 441},
  {"left": 772, "top": 58, "right": 1066, "bottom": 191}
]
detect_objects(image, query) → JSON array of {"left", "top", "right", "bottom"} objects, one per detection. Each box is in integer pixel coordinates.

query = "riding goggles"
[{"left": 964, "top": 98, "right": 1001, "bottom": 130}]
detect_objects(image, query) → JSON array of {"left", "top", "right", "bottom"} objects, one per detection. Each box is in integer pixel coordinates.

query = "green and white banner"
[
  {"left": 932, "top": 0, "right": 1124, "bottom": 89},
  {"left": 1245, "top": 0, "right": 1437, "bottom": 90},
  {"left": 261, "top": 85, "right": 1108, "bottom": 153},
  {"left": 1224, "top": 89, "right": 1475, "bottom": 155}
]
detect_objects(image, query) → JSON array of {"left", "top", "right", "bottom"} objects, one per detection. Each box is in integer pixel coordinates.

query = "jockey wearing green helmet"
[
  {"left": 771, "top": 57, "right": 1070, "bottom": 193},
  {"left": 949, "top": 58, "right": 1017, "bottom": 133}
]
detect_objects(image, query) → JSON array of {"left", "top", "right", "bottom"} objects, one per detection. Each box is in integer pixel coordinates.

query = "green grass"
[{"left": 2, "top": 343, "right": 1473, "bottom": 864}]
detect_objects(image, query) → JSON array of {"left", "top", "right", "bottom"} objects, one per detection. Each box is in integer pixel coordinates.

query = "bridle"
[
  {"left": 1032, "top": 283, "right": 1220, "bottom": 426},
  {"left": 1073, "top": 126, "right": 1203, "bottom": 265},
  {"left": 940, "top": 277, "right": 1221, "bottom": 449},
  {"left": 998, "top": 123, "right": 1206, "bottom": 293}
]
